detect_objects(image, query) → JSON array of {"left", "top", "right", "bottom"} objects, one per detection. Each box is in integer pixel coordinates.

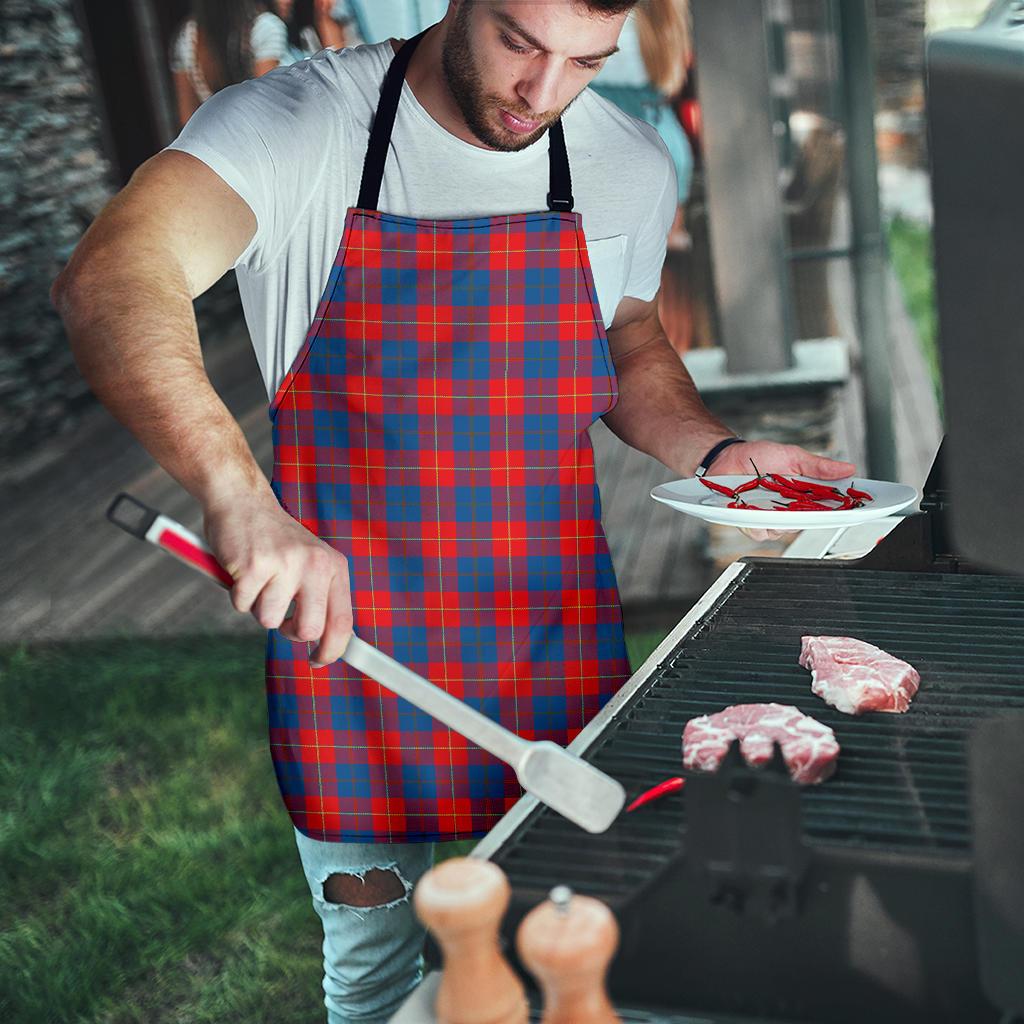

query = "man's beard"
[{"left": 441, "top": 5, "right": 561, "bottom": 151}]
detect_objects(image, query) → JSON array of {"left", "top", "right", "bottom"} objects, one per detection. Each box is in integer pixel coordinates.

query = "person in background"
[
  {"left": 334, "top": 0, "right": 449, "bottom": 45},
  {"left": 170, "top": 0, "right": 289, "bottom": 128},
  {"left": 592, "top": 0, "right": 693, "bottom": 239},
  {"left": 275, "top": 0, "right": 351, "bottom": 63},
  {"left": 592, "top": 0, "right": 693, "bottom": 350}
]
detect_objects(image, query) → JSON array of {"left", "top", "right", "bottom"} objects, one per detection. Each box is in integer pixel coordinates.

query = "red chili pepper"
[
  {"left": 699, "top": 478, "right": 737, "bottom": 498},
  {"left": 775, "top": 474, "right": 844, "bottom": 499},
  {"left": 734, "top": 478, "right": 762, "bottom": 494},
  {"left": 763, "top": 480, "right": 821, "bottom": 501},
  {"left": 626, "top": 776, "right": 686, "bottom": 812},
  {"left": 847, "top": 485, "right": 873, "bottom": 502},
  {"left": 780, "top": 498, "right": 833, "bottom": 511}
]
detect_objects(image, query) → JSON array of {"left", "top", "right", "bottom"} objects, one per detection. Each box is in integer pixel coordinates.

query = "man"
[{"left": 52, "top": 2, "right": 855, "bottom": 1020}]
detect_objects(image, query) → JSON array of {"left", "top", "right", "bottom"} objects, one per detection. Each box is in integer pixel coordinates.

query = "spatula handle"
[
  {"left": 107, "top": 493, "right": 233, "bottom": 588},
  {"left": 342, "top": 637, "right": 528, "bottom": 767}
]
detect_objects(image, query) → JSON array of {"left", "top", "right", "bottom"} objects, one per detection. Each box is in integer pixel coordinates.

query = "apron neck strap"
[
  {"left": 357, "top": 29, "right": 426, "bottom": 211},
  {"left": 546, "top": 119, "right": 573, "bottom": 213},
  {"left": 357, "top": 30, "right": 575, "bottom": 215}
]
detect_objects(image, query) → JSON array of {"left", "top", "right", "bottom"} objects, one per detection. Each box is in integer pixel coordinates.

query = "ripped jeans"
[{"left": 294, "top": 827, "right": 436, "bottom": 1024}]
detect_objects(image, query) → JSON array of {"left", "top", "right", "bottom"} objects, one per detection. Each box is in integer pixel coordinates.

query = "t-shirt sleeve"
[
  {"left": 251, "top": 11, "right": 289, "bottom": 63},
  {"left": 165, "top": 65, "right": 337, "bottom": 273},
  {"left": 623, "top": 135, "right": 678, "bottom": 302}
]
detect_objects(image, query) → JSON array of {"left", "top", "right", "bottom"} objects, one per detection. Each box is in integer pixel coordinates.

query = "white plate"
[{"left": 650, "top": 476, "right": 920, "bottom": 530}]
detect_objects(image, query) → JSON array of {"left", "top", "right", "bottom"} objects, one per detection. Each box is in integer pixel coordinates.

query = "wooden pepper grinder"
[
  {"left": 413, "top": 857, "right": 528, "bottom": 1024},
  {"left": 516, "top": 885, "right": 621, "bottom": 1024}
]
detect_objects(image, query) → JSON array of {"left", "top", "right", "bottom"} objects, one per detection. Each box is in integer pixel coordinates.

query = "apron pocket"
[{"left": 584, "top": 234, "right": 628, "bottom": 329}]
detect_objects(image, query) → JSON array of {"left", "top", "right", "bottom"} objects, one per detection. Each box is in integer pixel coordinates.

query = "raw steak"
[
  {"left": 682, "top": 703, "right": 839, "bottom": 785},
  {"left": 799, "top": 635, "right": 920, "bottom": 716}
]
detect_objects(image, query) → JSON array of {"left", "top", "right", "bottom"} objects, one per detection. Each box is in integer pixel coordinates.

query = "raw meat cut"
[
  {"left": 799, "top": 636, "right": 920, "bottom": 716},
  {"left": 682, "top": 703, "right": 839, "bottom": 785}
]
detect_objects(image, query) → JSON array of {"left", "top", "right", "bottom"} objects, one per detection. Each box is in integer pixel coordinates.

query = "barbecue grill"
[
  {"left": 471, "top": 447, "right": 1023, "bottom": 1022},
  {"left": 464, "top": 9, "right": 1024, "bottom": 1022}
]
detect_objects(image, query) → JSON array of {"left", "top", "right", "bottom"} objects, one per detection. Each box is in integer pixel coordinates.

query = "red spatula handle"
[{"left": 106, "top": 493, "right": 234, "bottom": 589}]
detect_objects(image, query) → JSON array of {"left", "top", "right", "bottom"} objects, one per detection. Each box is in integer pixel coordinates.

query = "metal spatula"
[{"left": 107, "top": 493, "right": 626, "bottom": 834}]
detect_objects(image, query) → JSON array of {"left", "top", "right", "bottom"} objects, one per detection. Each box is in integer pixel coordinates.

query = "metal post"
[
  {"left": 836, "top": 0, "right": 898, "bottom": 480},
  {"left": 129, "top": 0, "right": 177, "bottom": 147},
  {"left": 690, "top": 0, "right": 795, "bottom": 374}
]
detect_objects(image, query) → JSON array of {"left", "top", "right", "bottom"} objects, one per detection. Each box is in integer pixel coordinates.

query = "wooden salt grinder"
[
  {"left": 516, "top": 885, "right": 621, "bottom": 1024},
  {"left": 413, "top": 857, "right": 528, "bottom": 1024}
]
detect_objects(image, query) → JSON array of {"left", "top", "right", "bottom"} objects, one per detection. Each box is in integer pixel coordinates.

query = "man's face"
[{"left": 441, "top": 1, "right": 627, "bottom": 151}]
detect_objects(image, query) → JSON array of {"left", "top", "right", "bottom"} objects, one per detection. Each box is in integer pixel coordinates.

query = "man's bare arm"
[
  {"left": 603, "top": 294, "right": 855, "bottom": 480},
  {"left": 603, "top": 295, "right": 733, "bottom": 476},
  {"left": 53, "top": 150, "right": 259, "bottom": 502},
  {"left": 51, "top": 150, "right": 353, "bottom": 662}
]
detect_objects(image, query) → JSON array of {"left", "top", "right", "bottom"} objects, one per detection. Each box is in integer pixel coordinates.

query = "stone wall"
[
  {"left": 0, "top": 0, "right": 115, "bottom": 463},
  {"left": 0, "top": 0, "right": 244, "bottom": 466}
]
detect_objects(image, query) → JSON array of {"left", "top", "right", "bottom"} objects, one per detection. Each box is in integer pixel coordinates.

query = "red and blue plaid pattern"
[{"left": 267, "top": 209, "right": 630, "bottom": 842}]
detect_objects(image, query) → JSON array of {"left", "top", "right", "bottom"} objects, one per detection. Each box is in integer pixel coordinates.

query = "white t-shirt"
[{"left": 167, "top": 40, "right": 676, "bottom": 399}]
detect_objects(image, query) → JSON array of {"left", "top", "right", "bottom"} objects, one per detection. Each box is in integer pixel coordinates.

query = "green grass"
[
  {"left": 0, "top": 637, "right": 323, "bottom": 1024},
  {"left": 625, "top": 631, "right": 669, "bottom": 672},
  {"left": 887, "top": 215, "right": 942, "bottom": 412},
  {"left": 1, "top": 630, "right": 667, "bottom": 1022}
]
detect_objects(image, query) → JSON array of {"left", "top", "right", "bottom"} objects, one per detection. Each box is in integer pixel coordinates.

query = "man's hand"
[
  {"left": 203, "top": 492, "right": 353, "bottom": 667},
  {"left": 710, "top": 439, "right": 855, "bottom": 482},
  {"left": 709, "top": 440, "right": 857, "bottom": 542}
]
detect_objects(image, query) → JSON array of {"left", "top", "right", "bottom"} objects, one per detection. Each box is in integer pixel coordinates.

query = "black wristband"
[{"left": 695, "top": 437, "right": 745, "bottom": 478}]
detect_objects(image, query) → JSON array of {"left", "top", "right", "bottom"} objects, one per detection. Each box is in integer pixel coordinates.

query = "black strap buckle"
[{"left": 546, "top": 192, "right": 574, "bottom": 213}]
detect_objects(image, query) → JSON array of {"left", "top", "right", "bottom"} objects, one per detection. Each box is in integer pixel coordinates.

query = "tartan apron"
[{"left": 267, "top": 31, "right": 630, "bottom": 842}]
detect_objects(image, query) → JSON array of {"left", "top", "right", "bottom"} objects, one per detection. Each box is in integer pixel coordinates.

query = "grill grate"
[{"left": 492, "top": 563, "right": 1024, "bottom": 899}]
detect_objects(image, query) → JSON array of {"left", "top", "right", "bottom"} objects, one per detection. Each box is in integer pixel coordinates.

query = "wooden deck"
[
  {"left": 1, "top": 236, "right": 940, "bottom": 644},
  {"left": 0, "top": 327, "right": 271, "bottom": 643}
]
